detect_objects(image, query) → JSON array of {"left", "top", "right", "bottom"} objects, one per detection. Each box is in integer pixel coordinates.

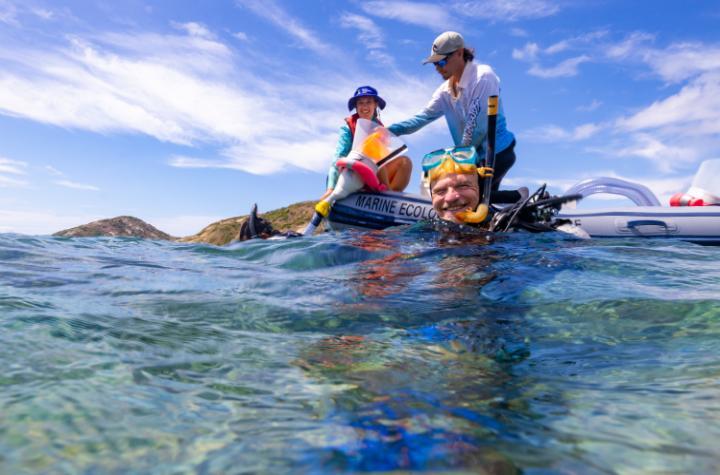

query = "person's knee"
[
  {"left": 388, "top": 156, "right": 412, "bottom": 191},
  {"left": 393, "top": 156, "right": 412, "bottom": 176}
]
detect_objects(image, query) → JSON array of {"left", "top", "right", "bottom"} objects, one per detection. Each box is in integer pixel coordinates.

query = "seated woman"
[{"left": 322, "top": 86, "right": 412, "bottom": 200}]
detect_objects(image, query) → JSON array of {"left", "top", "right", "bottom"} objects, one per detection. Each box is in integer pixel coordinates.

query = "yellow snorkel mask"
[{"left": 423, "top": 146, "right": 494, "bottom": 224}]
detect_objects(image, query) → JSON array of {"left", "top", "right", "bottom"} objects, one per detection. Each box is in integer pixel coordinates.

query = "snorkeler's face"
[
  {"left": 355, "top": 97, "right": 377, "bottom": 120},
  {"left": 430, "top": 172, "right": 480, "bottom": 223}
]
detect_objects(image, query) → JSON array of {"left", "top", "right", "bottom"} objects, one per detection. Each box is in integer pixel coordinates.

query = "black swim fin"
[
  {"left": 248, "top": 203, "right": 259, "bottom": 238},
  {"left": 238, "top": 203, "right": 260, "bottom": 241},
  {"left": 237, "top": 204, "right": 288, "bottom": 241}
]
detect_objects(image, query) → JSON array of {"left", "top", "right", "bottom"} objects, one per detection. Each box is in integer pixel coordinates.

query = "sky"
[{"left": 1, "top": 0, "right": 719, "bottom": 236}]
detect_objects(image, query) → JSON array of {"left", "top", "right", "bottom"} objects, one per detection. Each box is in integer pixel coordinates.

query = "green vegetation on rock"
[
  {"left": 53, "top": 216, "right": 176, "bottom": 240},
  {"left": 180, "top": 201, "right": 318, "bottom": 245},
  {"left": 53, "top": 201, "right": 320, "bottom": 246}
]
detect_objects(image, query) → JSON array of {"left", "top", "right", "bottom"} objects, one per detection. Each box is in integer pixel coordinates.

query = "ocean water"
[{"left": 1, "top": 226, "right": 719, "bottom": 474}]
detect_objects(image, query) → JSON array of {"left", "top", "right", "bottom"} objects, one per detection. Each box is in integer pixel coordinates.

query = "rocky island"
[
  {"left": 53, "top": 201, "right": 318, "bottom": 246},
  {"left": 53, "top": 216, "right": 175, "bottom": 240}
]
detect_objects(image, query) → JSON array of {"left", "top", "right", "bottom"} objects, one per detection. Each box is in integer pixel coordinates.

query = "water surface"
[{"left": 1, "top": 227, "right": 719, "bottom": 473}]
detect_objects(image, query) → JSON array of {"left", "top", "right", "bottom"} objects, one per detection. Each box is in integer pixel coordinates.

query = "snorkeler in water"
[
  {"left": 237, "top": 204, "right": 301, "bottom": 241},
  {"left": 423, "top": 146, "right": 580, "bottom": 233}
]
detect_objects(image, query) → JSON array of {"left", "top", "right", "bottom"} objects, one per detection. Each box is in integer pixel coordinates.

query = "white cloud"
[
  {"left": 0, "top": 0, "right": 18, "bottom": 25},
  {"left": 0, "top": 28, "right": 323, "bottom": 174},
  {"left": 222, "top": 134, "right": 336, "bottom": 174},
  {"left": 169, "top": 141, "right": 336, "bottom": 176},
  {"left": 457, "top": 0, "right": 561, "bottom": 21},
  {"left": 361, "top": 0, "right": 562, "bottom": 28},
  {"left": 340, "top": 13, "right": 394, "bottom": 66},
  {"left": 168, "top": 71, "right": 439, "bottom": 174},
  {"left": 608, "top": 69, "right": 720, "bottom": 172},
  {"left": 521, "top": 122, "right": 603, "bottom": 142},
  {"left": 613, "top": 134, "right": 699, "bottom": 173},
  {"left": 172, "top": 21, "right": 215, "bottom": 39},
  {"left": 510, "top": 27, "right": 528, "bottom": 37},
  {"left": 585, "top": 133, "right": 703, "bottom": 174},
  {"left": 512, "top": 42, "right": 539, "bottom": 61},
  {"left": 341, "top": 13, "right": 383, "bottom": 49},
  {"left": 360, "top": 1, "right": 454, "bottom": 30},
  {"left": 0, "top": 8, "right": 463, "bottom": 180},
  {"left": 520, "top": 125, "right": 568, "bottom": 142},
  {"left": 0, "top": 34, "right": 266, "bottom": 145},
  {"left": 604, "top": 32, "right": 655, "bottom": 60},
  {"left": 0, "top": 175, "right": 28, "bottom": 187},
  {"left": 590, "top": 37, "right": 720, "bottom": 171},
  {"left": 577, "top": 99, "right": 602, "bottom": 112},
  {"left": 618, "top": 72, "right": 720, "bottom": 132},
  {"left": 512, "top": 33, "right": 720, "bottom": 172},
  {"left": 54, "top": 179, "right": 100, "bottom": 191},
  {"left": 0, "top": 1, "right": 60, "bottom": 25},
  {"left": 168, "top": 155, "right": 224, "bottom": 170},
  {"left": 642, "top": 42, "right": 720, "bottom": 83},
  {"left": 600, "top": 33, "right": 720, "bottom": 83},
  {"left": 31, "top": 7, "right": 53, "bottom": 20},
  {"left": 233, "top": 31, "right": 249, "bottom": 42},
  {"left": 0, "top": 157, "right": 28, "bottom": 187},
  {"left": 544, "top": 39, "right": 571, "bottom": 55},
  {"left": 0, "top": 157, "right": 26, "bottom": 175},
  {"left": 513, "top": 30, "right": 608, "bottom": 78},
  {"left": 528, "top": 55, "right": 590, "bottom": 78},
  {"left": 573, "top": 123, "right": 602, "bottom": 140},
  {"left": 44, "top": 165, "right": 64, "bottom": 176},
  {"left": 235, "top": 0, "right": 331, "bottom": 54}
]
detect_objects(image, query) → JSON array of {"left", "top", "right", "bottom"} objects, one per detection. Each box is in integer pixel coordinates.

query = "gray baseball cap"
[{"left": 422, "top": 31, "right": 465, "bottom": 64}]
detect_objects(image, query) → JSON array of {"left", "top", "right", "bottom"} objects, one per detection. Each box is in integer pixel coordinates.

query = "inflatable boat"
[
  {"left": 556, "top": 164, "right": 720, "bottom": 245},
  {"left": 328, "top": 160, "right": 720, "bottom": 245}
]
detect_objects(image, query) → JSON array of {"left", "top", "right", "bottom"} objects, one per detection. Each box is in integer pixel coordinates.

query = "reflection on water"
[{"left": 0, "top": 228, "right": 719, "bottom": 473}]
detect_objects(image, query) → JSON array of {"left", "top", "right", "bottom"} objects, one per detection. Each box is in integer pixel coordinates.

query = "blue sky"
[{"left": 1, "top": 0, "right": 719, "bottom": 235}]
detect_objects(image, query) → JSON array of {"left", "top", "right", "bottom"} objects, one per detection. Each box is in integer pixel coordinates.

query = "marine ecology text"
[{"left": 354, "top": 195, "right": 437, "bottom": 220}]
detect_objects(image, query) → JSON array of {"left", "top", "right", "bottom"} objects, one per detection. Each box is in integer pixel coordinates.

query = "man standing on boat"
[{"left": 388, "top": 31, "right": 519, "bottom": 197}]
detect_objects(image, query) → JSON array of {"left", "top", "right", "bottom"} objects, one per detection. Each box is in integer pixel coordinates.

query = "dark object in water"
[
  {"left": 489, "top": 185, "right": 582, "bottom": 233},
  {"left": 237, "top": 204, "right": 302, "bottom": 241},
  {"left": 238, "top": 204, "right": 276, "bottom": 240}
]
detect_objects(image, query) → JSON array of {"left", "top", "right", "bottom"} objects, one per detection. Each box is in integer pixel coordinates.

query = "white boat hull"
[
  {"left": 557, "top": 174, "right": 720, "bottom": 245},
  {"left": 557, "top": 207, "right": 720, "bottom": 244}
]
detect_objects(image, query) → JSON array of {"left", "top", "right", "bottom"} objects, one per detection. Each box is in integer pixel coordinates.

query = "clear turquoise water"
[{"left": 1, "top": 227, "right": 719, "bottom": 474}]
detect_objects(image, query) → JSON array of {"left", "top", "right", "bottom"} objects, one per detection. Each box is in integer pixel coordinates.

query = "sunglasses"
[
  {"left": 422, "top": 146, "right": 478, "bottom": 173},
  {"left": 433, "top": 56, "right": 449, "bottom": 67},
  {"left": 433, "top": 49, "right": 458, "bottom": 67}
]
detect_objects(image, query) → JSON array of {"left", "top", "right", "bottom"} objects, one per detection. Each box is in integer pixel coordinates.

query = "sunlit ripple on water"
[{"left": 0, "top": 229, "right": 719, "bottom": 473}]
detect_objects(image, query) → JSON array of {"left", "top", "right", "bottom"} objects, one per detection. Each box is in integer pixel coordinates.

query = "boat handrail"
[{"left": 564, "top": 177, "right": 661, "bottom": 207}]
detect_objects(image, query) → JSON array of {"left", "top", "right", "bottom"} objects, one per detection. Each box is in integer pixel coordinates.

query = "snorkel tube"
[
  {"left": 454, "top": 95, "right": 497, "bottom": 224},
  {"left": 303, "top": 120, "right": 408, "bottom": 236}
]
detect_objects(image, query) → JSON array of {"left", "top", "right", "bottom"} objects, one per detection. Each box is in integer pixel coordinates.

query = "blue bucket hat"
[{"left": 347, "top": 85, "right": 386, "bottom": 112}]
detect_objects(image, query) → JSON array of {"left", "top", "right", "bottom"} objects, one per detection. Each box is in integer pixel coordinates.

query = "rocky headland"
[
  {"left": 53, "top": 201, "right": 318, "bottom": 246},
  {"left": 53, "top": 216, "right": 175, "bottom": 240}
]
